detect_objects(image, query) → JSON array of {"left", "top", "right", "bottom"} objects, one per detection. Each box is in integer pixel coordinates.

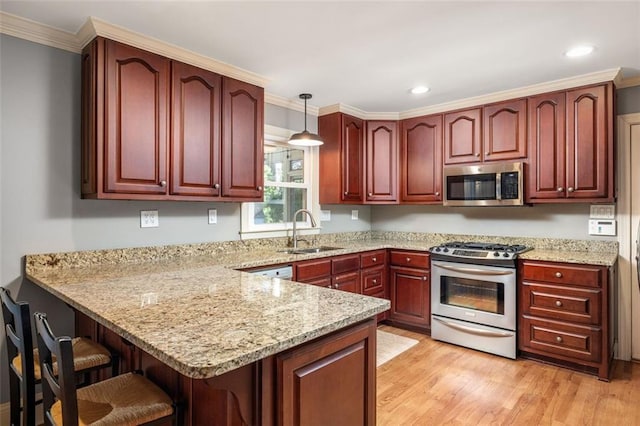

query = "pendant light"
[{"left": 288, "top": 93, "right": 323, "bottom": 146}]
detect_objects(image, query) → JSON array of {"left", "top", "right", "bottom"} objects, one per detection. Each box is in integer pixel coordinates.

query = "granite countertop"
[{"left": 25, "top": 231, "right": 618, "bottom": 379}]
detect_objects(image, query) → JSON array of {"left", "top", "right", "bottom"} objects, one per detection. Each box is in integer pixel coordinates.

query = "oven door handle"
[
  {"left": 434, "top": 263, "right": 514, "bottom": 276},
  {"left": 433, "top": 317, "right": 513, "bottom": 337}
]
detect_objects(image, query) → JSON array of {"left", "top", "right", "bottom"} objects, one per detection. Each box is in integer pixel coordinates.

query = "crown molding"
[
  {"left": 0, "top": 11, "right": 80, "bottom": 53},
  {"left": 318, "top": 103, "right": 400, "bottom": 120},
  {"left": 617, "top": 75, "right": 640, "bottom": 89},
  {"left": 265, "top": 92, "right": 319, "bottom": 116},
  {"left": 0, "top": 12, "right": 269, "bottom": 88}
]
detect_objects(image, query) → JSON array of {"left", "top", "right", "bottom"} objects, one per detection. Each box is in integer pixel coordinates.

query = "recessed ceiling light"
[
  {"left": 411, "top": 86, "right": 430, "bottom": 94},
  {"left": 565, "top": 45, "right": 594, "bottom": 58}
]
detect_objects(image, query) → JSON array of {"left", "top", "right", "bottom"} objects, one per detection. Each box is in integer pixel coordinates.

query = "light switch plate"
[
  {"left": 208, "top": 209, "right": 217, "bottom": 224},
  {"left": 320, "top": 210, "right": 331, "bottom": 221},
  {"left": 351, "top": 210, "right": 358, "bottom": 220},
  {"left": 140, "top": 210, "right": 159, "bottom": 228},
  {"left": 588, "top": 219, "right": 616, "bottom": 236},
  {"left": 590, "top": 204, "right": 615, "bottom": 219}
]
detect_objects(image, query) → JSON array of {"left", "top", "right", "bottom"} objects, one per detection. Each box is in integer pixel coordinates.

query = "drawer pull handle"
[
  {"left": 555, "top": 272, "right": 563, "bottom": 278},
  {"left": 556, "top": 336, "right": 563, "bottom": 343},
  {"left": 555, "top": 300, "right": 563, "bottom": 307}
]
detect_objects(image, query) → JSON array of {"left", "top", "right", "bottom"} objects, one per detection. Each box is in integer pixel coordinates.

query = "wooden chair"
[
  {"left": 1, "top": 287, "right": 117, "bottom": 426},
  {"left": 34, "top": 312, "right": 177, "bottom": 426}
]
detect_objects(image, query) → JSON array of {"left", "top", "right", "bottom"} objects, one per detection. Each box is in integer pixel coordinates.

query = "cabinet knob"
[
  {"left": 257, "top": 186, "right": 263, "bottom": 191},
  {"left": 475, "top": 153, "right": 480, "bottom": 157},
  {"left": 557, "top": 187, "right": 564, "bottom": 192},
  {"left": 555, "top": 272, "right": 563, "bottom": 278},
  {"left": 159, "top": 180, "right": 167, "bottom": 187},
  {"left": 213, "top": 183, "right": 220, "bottom": 189},
  {"left": 372, "top": 257, "right": 377, "bottom": 262},
  {"left": 334, "top": 283, "right": 339, "bottom": 289},
  {"left": 556, "top": 336, "right": 563, "bottom": 343},
  {"left": 406, "top": 257, "right": 411, "bottom": 262},
  {"left": 567, "top": 187, "right": 574, "bottom": 193},
  {"left": 423, "top": 276, "right": 427, "bottom": 281},
  {"left": 372, "top": 279, "right": 377, "bottom": 284},
  {"left": 344, "top": 191, "right": 348, "bottom": 196},
  {"left": 555, "top": 300, "right": 563, "bottom": 307},
  {"left": 368, "top": 192, "right": 373, "bottom": 197},
  {"left": 435, "top": 191, "right": 440, "bottom": 196},
  {"left": 485, "top": 152, "right": 490, "bottom": 156}
]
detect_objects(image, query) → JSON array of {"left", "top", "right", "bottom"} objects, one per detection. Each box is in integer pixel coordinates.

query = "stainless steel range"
[{"left": 428, "top": 241, "right": 532, "bottom": 359}]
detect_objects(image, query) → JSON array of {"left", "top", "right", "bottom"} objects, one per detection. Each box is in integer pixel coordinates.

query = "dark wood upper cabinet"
[
  {"left": 319, "top": 113, "right": 364, "bottom": 204},
  {"left": 366, "top": 121, "right": 398, "bottom": 203},
  {"left": 81, "top": 37, "right": 264, "bottom": 201},
  {"left": 171, "top": 62, "right": 221, "bottom": 197},
  {"left": 443, "top": 107, "right": 482, "bottom": 164},
  {"left": 400, "top": 114, "right": 442, "bottom": 203},
  {"left": 528, "top": 92, "right": 566, "bottom": 200},
  {"left": 104, "top": 40, "right": 170, "bottom": 195},
  {"left": 222, "top": 77, "right": 264, "bottom": 199},
  {"left": 483, "top": 99, "right": 527, "bottom": 161},
  {"left": 527, "top": 83, "right": 613, "bottom": 203},
  {"left": 566, "top": 84, "right": 611, "bottom": 200}
]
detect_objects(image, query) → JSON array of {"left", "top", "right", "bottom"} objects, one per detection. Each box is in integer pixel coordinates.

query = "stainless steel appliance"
[
  {"left": 443, "top": 162, "right": 524, "bottom": 206},
  {"left": 248, "top": 265, "right": 293, "bottom": 279},
  {"left": 429, "top": 242, "right": 532, "bottom": 359}
]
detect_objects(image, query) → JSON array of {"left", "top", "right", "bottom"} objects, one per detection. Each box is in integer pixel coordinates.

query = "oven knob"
[
  {"left": 443, "top": 248, "right": 449, "bottom": 253},
  {"left": 493, "top": 251, "right": 500, "bottom": 257},
  {"left": 435, "top": 247, "right": 441, "bottom": 252},
  {"left": 503, "top": 253, "right": 510, "bottom": 258}
]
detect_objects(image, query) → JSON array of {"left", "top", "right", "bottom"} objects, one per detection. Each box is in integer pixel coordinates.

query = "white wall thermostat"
[{"left": 588, "top": 219, "right": 616, "bottom": 236}]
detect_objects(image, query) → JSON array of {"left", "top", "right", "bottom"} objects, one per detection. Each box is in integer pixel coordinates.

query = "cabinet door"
[
  {"left": 444, "top": 108, "right": 481, "bottom": 164},
  {"left": 566, "top": 84, "right": 611, "bottom": 199},
  {"left": 104, "top": 40, "right": 169, "bottom": 194},
  {"left": 333, "top": 271, "right": 361, "bottom": 294},
  {"left": 277, "top": 320, "right": 376, "bottom": 426},
  {"left": 366, "top": 121, "right": 398, "bottom": 202},
  {"left": 400, "top": 115, "right": 443, "bottom": 203},
  {"left": 483, "top": 99, "right": 527, "bottom": 161},
  {"left": 342, "top": 115, "right": 365, "bottom": 202},
  {"left": 527, "top": 92, "right": 566, "bottom": 201},
  {"left": 222, "top": 77, "right": 264, "bottom": 199},
  {"left": 389, "top": 266, "right": 430, "bottom": 327},
  {"left": 171, "top": 61, "right": 221, "bottom": 197}
]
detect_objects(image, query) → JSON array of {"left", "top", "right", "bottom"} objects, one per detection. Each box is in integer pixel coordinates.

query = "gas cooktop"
[{"left": 428, "top": 241, "right": 533, "bottom": 264}]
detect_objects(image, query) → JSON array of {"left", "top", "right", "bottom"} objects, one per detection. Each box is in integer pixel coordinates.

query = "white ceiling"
[{"left": 2, "top": 1, "right": 639, "bottom": 112}]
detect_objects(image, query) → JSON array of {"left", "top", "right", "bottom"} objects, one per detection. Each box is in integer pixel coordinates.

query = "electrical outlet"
[
  {"left": 140, "top": 210, "right": 159, "bottom": 228},
  {"left": 320, "top": 210, "right": 331, "bottom": 221},
  {"left": 208, "top": 209, "right": 217, "bottom": 224},
  {"left": 351, "top": 210, "right": 358, "bottom": 220}
]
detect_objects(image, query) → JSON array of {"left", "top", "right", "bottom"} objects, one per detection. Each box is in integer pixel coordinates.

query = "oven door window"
[
  {"left": 440, "top": 276, "right": 504, "bottom": 314},
  {"left": 446, "top": 173, "right": 496, "bottom": 200}
]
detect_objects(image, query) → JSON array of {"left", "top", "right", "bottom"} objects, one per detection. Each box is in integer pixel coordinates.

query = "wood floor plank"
[{"left": 377, "top": 325, "right": 640, "bottom": 425}]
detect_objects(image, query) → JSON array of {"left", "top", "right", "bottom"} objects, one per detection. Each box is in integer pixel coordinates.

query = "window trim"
[{"left": 240, "top": 125, "right": 321, "bottom": 239}]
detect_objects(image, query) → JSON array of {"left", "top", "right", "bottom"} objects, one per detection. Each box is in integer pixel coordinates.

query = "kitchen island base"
[{"left": 76, "top": 311, "right": 377, "bottom": 425}]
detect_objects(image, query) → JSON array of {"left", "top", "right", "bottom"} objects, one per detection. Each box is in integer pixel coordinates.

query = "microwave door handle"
[
  {"left": 435, "top": 263, "right": 514, "bottom": 276},
  {"left": 433, "top": 317, "right": 513, "bottom": 338},
  {"left": 496, "top": 172, "right": 502, "bottom": 200}
]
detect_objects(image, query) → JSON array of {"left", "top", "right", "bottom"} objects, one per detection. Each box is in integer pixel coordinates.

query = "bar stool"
[
  {"left": 34, "top": 312, "right": 177, "bottom": 426},
  {"left": 1, "top": 287, "right": 118, "bottom": 426}
]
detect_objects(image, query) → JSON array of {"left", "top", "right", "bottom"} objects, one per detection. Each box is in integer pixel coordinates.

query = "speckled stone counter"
[{"left": 25, "top": 231, "right": 617, "bottom": 379}]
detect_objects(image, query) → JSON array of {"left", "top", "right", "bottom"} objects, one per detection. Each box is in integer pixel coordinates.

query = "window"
[{"left": 241, "top": 126, "right": 319, "bottom": 237}]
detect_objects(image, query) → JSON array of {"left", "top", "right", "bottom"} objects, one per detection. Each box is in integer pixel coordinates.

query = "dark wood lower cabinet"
[
  {"left": 389, "top": 265, "right": 430, "bottom": 331},
  {"left": 76, "top": 311, "right": 377, "bottom": 425}
]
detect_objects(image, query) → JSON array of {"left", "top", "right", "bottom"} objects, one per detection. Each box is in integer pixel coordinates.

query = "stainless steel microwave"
[{"left": 443, "top": 162, "right": 524, "bottom": 206}]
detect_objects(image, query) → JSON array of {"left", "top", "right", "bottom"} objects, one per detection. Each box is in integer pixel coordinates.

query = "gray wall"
[{"left": 617, "top": 85, "right": 640, "bottom": 115}]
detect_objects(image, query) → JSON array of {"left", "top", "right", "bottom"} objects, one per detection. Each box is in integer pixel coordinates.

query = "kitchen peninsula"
[{"left": 25, "top": 231, "right": 618, "bottom": 424}]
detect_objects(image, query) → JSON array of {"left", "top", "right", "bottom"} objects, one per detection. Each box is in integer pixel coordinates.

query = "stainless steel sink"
[{"left": 280, "top": 246, "right": 343, "bottom": 255}]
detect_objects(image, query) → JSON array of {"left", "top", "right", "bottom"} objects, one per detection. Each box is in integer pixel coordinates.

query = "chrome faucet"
[{"left": 292, "top": 209, "right": 317, "bottom": 249}]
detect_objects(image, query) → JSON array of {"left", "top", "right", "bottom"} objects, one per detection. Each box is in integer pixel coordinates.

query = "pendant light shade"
[{"left": 288, "top": 93, "right": 323, "bottom": 146}]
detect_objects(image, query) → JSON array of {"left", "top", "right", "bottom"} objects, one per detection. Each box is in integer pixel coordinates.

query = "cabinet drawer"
[
  {"left": 306, "top": 277, "right": 332, "bottom": 289},
  {"left": 520, "top": 316, "right": 601, "bottom": 363},
  {"left": 332, "top": 254, "right": 360, "bottom": 275},
  {"left": 389, "top": 250, "right": 430, "bottom": 269},
  {"left": 296, "top": 259, "right": 331, "bottom": 281},
  {"left": 360, "top": 250, "right": 387, "bottom": 269},
  {"left": 521, "top": 282, "right": 601, "bottom": 325},
  {"left": 361, "top": 266, "right": 385, "bottom": 296},
  {"left": 332, "top": 271, "right": 361, "bottom": 294},
  {"left": 521, "top": 261, "right": 603, "bottom": 288}
]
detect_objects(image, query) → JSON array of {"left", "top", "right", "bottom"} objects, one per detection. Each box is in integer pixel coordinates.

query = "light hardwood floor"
[{"left": 377, "top": 325, "right": 640, "bottom": 425}]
